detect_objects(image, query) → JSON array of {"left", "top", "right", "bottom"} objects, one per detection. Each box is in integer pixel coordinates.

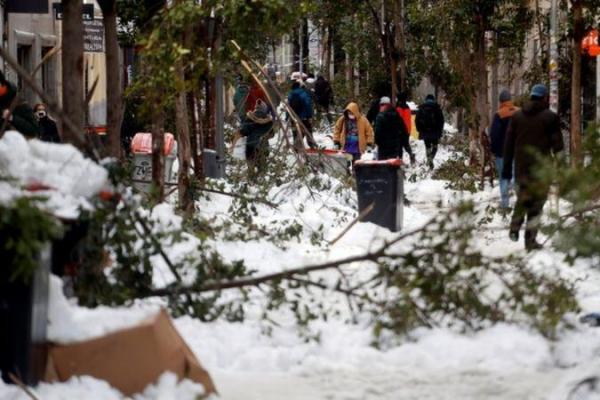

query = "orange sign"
[{"left": 582, "top": 30, "right": 600, "bottom": 57}]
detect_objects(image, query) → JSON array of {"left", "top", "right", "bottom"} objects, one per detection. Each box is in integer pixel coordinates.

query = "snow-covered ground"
[{"left": 2, "top": 128, "right": 600, "bottom": 399}]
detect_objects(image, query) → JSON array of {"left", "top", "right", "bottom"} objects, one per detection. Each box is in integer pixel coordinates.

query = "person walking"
[
  {"left": 396, "top": 92, "right": 416, "bottom": 165},
  {"left": 333, "top": 102, "right": 374, "bottom": 161},
  {"left": 314, "top": 75, "right": 334, "bottom": 123},
  {"left": 240, "top": 100, "right": 273, "bottom": 179},
  {"left": 502, "top": 84, "right": 563, "bottom": 251},
  {"left": 415, "top": 94, "right": 444, "bottom": 170},
  {"left": 288, "top": 80, "right": 317, "bottom": 150},
  {"left": 34, "top": 103, "right": 61, "bottom": 143},
  {"left": 489, "top": 89, "right": 518, "bottom": 210},
  {"left": 374, "top": 96, "right": 406, "bottom": 160}
]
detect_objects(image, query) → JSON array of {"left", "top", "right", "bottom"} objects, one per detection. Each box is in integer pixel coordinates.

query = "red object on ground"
[
  {"left": 582, "top": 30, "right": 600, "bottom": 57},
  {"left": 23, "top": 181, "right": 55, "bottom": 192},
  {"left": 354, "top": 159, "right": 403, "bottom": 167},
  {"left": 98, "top": 190, "right": 120, "bottom": 202},
  {"left": 130, "top": 132, "right": 175, "bottom": 155}
]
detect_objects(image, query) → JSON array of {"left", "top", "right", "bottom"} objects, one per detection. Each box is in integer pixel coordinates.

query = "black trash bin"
[
  {"left": 354, "top": 159, "right": 404, "bottom": 232},
  {"left": 0, "top": 244, "right": 51, "bottom": 386}
]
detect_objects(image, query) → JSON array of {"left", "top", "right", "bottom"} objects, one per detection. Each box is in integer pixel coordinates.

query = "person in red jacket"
[{"left": 396, "top": 92, "right": 416, "bottom": 165}]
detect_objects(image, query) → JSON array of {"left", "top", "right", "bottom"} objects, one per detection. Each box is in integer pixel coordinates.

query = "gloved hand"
[{"left": 334, "top": 142, "right": 341, "bottom": 150}]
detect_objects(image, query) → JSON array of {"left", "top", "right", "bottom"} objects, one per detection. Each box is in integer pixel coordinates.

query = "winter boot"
[
  {"left": 509, "top": 229, "right": 519, "bottom": 242},
  {"left": 525, "top": 230, "right": 542, "bottom": 251}
]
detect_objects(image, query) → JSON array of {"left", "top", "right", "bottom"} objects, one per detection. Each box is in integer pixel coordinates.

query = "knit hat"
[
  {"left": 397, "top": 92, "right": 408, "bottom": 103},
  {"left": 499, "top": 89, "right": 511, "bottom": 102},
  {"left": 380, "top": 96, "right": 391, "bottom": 105},
  {"left": 530, "top": 84, "right": 548, "bottom": 99},
  {"left": 425, "top": 94, "right": 435, "bottom": 102}
]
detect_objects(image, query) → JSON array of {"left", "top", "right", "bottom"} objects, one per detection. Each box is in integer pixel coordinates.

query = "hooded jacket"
[
  {"left": 333, "top": 103, "right": 374, "bottom": 154},
  {"left": 502, "top": 99, "right": 563, "bottom": 183},
  {"left": 0, "top": 80, "right": 38, "bottom": 138},
  {"left": 374, "top": 105, "right": 406, "bottom": 157},
  {"left": 489, "top": 101, "right": 518, "bottom": 157},
  {"left": 415, "top": 100, "right": 444, "bottom": 141}
]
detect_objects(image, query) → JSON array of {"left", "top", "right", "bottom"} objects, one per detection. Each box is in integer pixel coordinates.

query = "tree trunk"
[
  {"left": 151, "top": 107, "right": 165, "bottom": 201},
  {"left": 61, "top": 0, "right": 85, "bottom": 147},
  {"left": 302, "top": 19, "right": 309, "bottom": 73},
  {"left": 98, "top": 0, "right": 123, "bottom": 159},
  {"left": 188, "top": 91, "right": 202, "bottom": 178},
  {"left": 325, "top": 27, "right": 333, "bottom": 80},
  {"left": 292, "top": 27, "right": 301, "bottom": 73},
  {"left": 570, "top": 0, "right": 583, "bottom": 167},
  {"left": 393, "top": 0, "right": 407, "bottom": 94},
  {"left": 470, "top": 23, "right": 489, "bottom": 165},
  {"left": 174, "top": 68, "right": 193, "bottom": 214}
]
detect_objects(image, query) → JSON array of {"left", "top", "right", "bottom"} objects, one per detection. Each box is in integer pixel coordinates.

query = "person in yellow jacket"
[{"left": 333, "top": 102, "right": 374, "bottom": 161}]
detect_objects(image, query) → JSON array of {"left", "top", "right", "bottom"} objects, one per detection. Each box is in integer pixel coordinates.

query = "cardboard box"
[{"left": 46, "top": 309, "right": 216, "bottom": 396}]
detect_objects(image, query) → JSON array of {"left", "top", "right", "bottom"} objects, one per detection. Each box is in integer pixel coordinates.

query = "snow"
[
  {"left": 47, "top": 275, "right": 160, "bottom": 344},
  {"left": 0, "top": 131, "right": 108, "bottom": 219},
  {"left": 3, "top": 128, "right": 600, "bottom": 399}
]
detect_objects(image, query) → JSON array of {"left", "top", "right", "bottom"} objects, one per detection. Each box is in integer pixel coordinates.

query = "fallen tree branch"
[{"left": 142, "top": 217, "right": 434, "bottom": 298}]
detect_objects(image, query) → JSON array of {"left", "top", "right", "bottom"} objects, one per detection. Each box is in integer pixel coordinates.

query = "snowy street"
[{"left": 3, "top": 134, "right": 600, "bottom": 400}]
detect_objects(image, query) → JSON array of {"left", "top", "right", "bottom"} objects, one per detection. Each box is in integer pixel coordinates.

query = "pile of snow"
[
  {"left": 47, "top": 276, "right": 160, "bottom": 344},
  {"left": 0, "top": 131, "right": 108, "bottom": 218},
  {"left": 0, "top": 372, "right": 207, "bottom": 400}
]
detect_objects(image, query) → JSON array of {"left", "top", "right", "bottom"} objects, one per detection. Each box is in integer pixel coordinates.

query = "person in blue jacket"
[
  {"left": 489, "top": 89, "right": 518, "bottom": 210},
  {"left": 288, "top": 81, "right": 317, "bottom": 150}
]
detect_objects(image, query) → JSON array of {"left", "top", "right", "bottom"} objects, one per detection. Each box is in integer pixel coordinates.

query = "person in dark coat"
[
  {"left": 489, "top": 89, "right": 518, "bottom": 209},
  {"left": 502, "top": 84, "right": 563, "bottom": 251},
  {"left": 396, "top": 92, "right": 416, "bottom": 165},
  {"left": 314, "top": 75, "right": 334, "bottom": 123},
  {"left": 0, "top": 72, "right": 38, "bottom": 138},
  {"left": 374, "top": 96, "right": 407, "bottom": 160},
  {"left": 240, "top": 99, "right": 273, "bottom": 179},
  {"left": 34, "top": 103, "right": 61, "bottom": 143},
  {"left": 288, "top": 80, "right": 317, "bottom": 150},
  {"left": 415, "top": 94, "right": 444, "bottom": 170}
]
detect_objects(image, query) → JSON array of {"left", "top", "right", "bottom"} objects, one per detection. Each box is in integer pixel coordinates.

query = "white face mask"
[
  {"left": 36, "top": 110, "right": 47, "bottom": 119},
  {"left": 348, "top": 114, "right": 356, "bottom": 120}
]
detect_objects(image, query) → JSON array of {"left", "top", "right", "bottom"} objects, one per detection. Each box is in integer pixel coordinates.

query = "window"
[
  {"left": 41, "top": 46, "right": 57, "bottom": 101},
  {"left": 17, "top": 44, "right": 33, "bottom": 103}
]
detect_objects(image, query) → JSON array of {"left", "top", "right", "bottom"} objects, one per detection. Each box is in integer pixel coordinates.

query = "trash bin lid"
[
  {"left": 354, "top": 159, "right": 403, "bottom": 167},
  {"left": 131, "top": 133, "right": 176, "bottom": 155}
]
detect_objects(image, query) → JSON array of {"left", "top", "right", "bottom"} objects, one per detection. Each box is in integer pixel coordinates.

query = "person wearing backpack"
[
  {"left": 288, "top": 81, "right": 317, "bottom": 150},
  {"left": 374, "top": 96, "right": 406, "bottom": 160},
  {"left": 396, "top": 92, "right": 416, "bottom": 165},
  {"left": 415, "top": 94, "right": 444, "bottom": 170}
]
